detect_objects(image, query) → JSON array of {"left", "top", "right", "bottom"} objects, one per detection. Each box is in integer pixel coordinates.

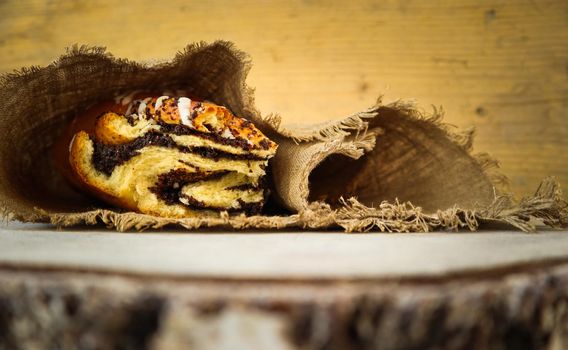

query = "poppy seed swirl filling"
[{"left": 69, "top": 94, "right": 278, "bottom": 218}]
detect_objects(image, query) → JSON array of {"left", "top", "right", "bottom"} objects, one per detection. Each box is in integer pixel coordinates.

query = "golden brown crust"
[
  {"left": 68, "top": 131, "right": 138, "bottom": 211},
  {"left": 94, "top": 113, "right": 133, "bottom": 145},
  {"left": 132, "top": 96, "right": 277, "bottom": 152},
  {"left": 52, "top": 100, "right": 125, "bottom": 191}
]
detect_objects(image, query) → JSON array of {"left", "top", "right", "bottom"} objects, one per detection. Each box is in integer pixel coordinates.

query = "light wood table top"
[{"left": 2, "top": 223, "right": 568, "bottom": 280}]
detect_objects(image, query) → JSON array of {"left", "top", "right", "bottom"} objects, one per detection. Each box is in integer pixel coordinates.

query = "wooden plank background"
[{"left": 0, "top": 0, "right": 566, "bottom": 198}]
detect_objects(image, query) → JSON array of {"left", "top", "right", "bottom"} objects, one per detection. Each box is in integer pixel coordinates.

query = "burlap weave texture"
[{"left": 0, "top": 42, "right": 565, "bottom": 232}]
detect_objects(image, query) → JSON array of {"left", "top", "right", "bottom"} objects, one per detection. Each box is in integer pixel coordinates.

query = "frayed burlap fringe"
[
  {"left": 43, "top": 202, "right": 335, "bottom": 232},
  {"left": 42, "top": 178, "right": 567, "bottom": 233},
  {"left": 1, "top": 41, "right": 567, "bottom": 233},
  {"left": 336, "top": 178, "right": 568, "bottom": 233}
]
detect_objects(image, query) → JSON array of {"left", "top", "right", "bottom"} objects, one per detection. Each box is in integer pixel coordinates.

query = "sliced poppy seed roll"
[{"left": 68, "top": 94, "right": 277, "bottom": 218}]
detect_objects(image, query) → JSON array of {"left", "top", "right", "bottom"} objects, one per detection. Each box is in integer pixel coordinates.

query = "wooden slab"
[
  {"left": 1, "top": 223, "right": 568, "bottom": 279},
  {"left": 2, "top": 224, "right": 568, "bottom": 349}
]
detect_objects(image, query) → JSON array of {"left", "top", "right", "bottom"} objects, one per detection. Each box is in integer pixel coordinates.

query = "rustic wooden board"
[
  {"left": 1, "top": 223, "right": 568, "bottom": 279},
  {"left": 0, "top": 0, "right": 566, "bottom": 199},
  {"left": 1, "top": 224, "right": 568, "bottom": 349}
]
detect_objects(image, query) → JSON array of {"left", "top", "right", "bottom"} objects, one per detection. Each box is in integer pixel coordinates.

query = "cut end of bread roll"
[{"left": 67, "top": 94, "right": 277, "bottom": 218}]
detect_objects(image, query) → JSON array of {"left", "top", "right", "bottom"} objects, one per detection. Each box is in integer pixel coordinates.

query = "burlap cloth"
[{"left": 0, "top": 41, "right": 566, "bottom": 232}]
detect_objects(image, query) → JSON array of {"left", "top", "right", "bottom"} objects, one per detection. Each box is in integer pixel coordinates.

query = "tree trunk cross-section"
[{"left": 0, "top": 262, "right": 567, "bottom": 350}]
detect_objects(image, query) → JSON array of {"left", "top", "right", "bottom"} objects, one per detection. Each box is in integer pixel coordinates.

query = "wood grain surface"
[
  {"left": 0, "top": 0, "right": 566, "bottom": 198},
  {"left": 3, "top": 224, "right": 568, "bottom": 278},
  {"left": 2, "top": 224, "right": 568, "bottom": 349}
]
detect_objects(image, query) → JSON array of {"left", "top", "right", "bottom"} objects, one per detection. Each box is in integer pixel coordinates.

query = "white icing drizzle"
[
  {"left": 179, "top": 196, "right": 189, "bottom": 205},
  {"left": 221, "top": 128, "right": 235, "bottom": 139},
  {"left": 137, "top": 97, "right": 152, "bottom": 116},
  {"left": 154, "top": 96, "right": 169, "bottom": 110},
  {"left": 137, "top": 101, "right": 146, "bottom": 115},
  {"left": 177, "top": 97, "right": 193, "bottom": 127}
]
